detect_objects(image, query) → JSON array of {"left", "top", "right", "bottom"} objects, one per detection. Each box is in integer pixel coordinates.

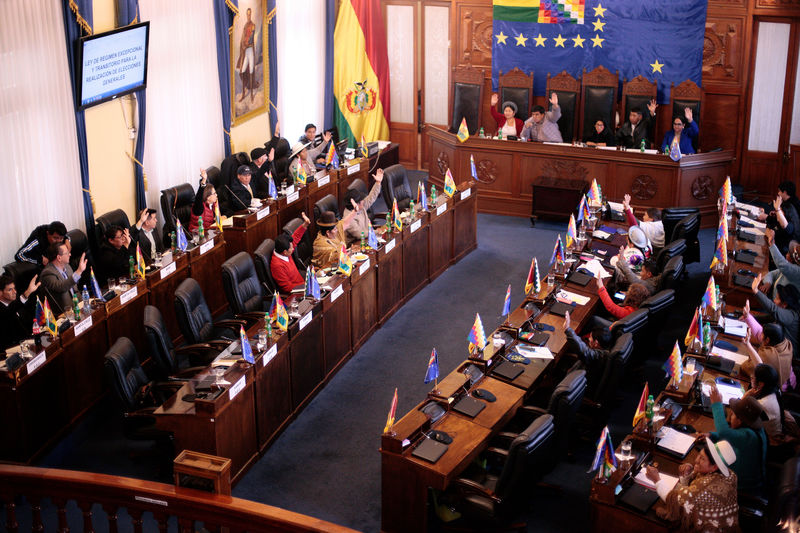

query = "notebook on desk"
[
  {"left": 493, "top": 360, "right": 524, "bottom": 381},
  {"left": 411, "top": 437, "right": 448, "bottom": 463},
  {"left": 549, "top": 301, "right": 576, "bottom": 317},
  {"left": 734, "top": 251, "right": 756, "bottom": 265},
  {"left": 452, "top": 395, "right": 486, "bottom": 418},
  {"left": 567, "top": 271, "right": 593, "bottom": 287},
  {"left": 619, "top": 483, "right": 659, "bottom": 514}
]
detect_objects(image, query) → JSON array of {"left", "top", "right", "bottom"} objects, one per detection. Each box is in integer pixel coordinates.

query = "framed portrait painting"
[{"left": 231, "top": 0, "right": 268, "bottom": 125}]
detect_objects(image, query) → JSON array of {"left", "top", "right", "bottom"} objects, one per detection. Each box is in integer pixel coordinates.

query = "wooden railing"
[{"left": 0, "top": 465, "right": 359, "bottom": 533}]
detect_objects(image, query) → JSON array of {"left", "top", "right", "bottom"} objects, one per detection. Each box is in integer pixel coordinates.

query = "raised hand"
[
  {"left": 563, "top": 310, "right": 571, "bottom": 330},
  {"left": 200, "top": 168, "right": 207, "bottom": 186},
  {"left": 623, "top": 193, "right": 631, "bottom": 210},
  {"left": 684, "top": 107, "right": 693, "bottom": 123},
  {"left": 647, "top": 99, "right": 657, "bottom": 115},
  {"left": 268, "top": 147, "right": 275, "bottom": 161},
  {"left": 373, "top": 168, "right": 384, "bottom": 183},
  {"left": 549, "top": 92, "right": 559, "bottom": 107},
  {"left": 751, "top": 273, "right": 762, "bottom": 294},
  {"left": 77, "top": 252, "right": 88, "bottom": 274},
  {"left": 490, "top": 93, "right": 499, "bottom": 107},
  {"left": 774, "top": 195, "right": 783, "bottom": 211},
  {"left": 742, "top": 299, "right": 750, "bottom": 319},
  {"left": 301, "top": 211, "right": 311, "bottom": 226},
  {"left": 323, "top": 131, "right": 332, "bottom": 143},
  {"left": 25, "top": 275, "right": 41, "bottom": 298}
]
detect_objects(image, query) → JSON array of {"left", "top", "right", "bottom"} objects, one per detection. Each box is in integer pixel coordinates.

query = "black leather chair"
[
  {"left": 498, "top": 67, "right": 533, "bottom": 121},
  {"left": 282, "top": 218, "right": 312, "bottom": 271},
  {"left": 2, "top": 261, "right": 39, "bottom": 294},
  {"left": 95, "top": 209, "right": 131, "bottom": 248},
  {"left": 221, "top": 252, "right": 272, "bottom": 321},
  {"left": 582, "top": 333, "right": 633, "bottom": 413},
  {"left": 670, "top": 213, "right": 701, "bottom": 265},
  {"left": 662, "top": 208, "right": 699, "bottom": 245},
  {"left": 640, "top": 289, "right": 676, "bottom": 348},
  {"left": 579, "top": 66, "right": 619, "bottom": 143},
  {"left": 313, "top": 194, "right": 340, "bottom": 221},
  {"left": 609, "top": 308, "right": 649, "bottom": 343},
  {"left": 621, "top": 75, "right": 658, "bottom": 146},
  {"left": 160, "top": 183, "right": 195, "bottom": 246},
  {"left": 143, "top": 305, "right": 219, "bottom": 380},
  {"left": 448, "top": 415, "right": 555, "bottom": 527},
  {"left": 66, "top": 228, "right": 93, "bottom": 290},
  {"left": 546, "top": 71, "right": 580, "bottom": 144},
  {"left": 234, "top": 151, "right": 250, "bottom": 166},
  {"left": 381, "top": 164, "right": 413, "bottom": 212},
  {"left": 655, "top": 238, "right": 687, "bottom": 272},
  {"left": 173, "top": 278, "right": 244, "bottom": 345},
  {"left": 670, "top": 80, "right": 702, "bottom": 152},
  {"left": 659, "top": 255, "right": 684, "bottom": 290},
  {"left": 450, "top": 65, "right": 484, "bottom": 135},
  {"left": 103, "top": 337, "right": 178, "bottom": 447},
  {"left": 253, "top": 239, "right": 278, "bottom": 294},
  {"left": 265, "top": 137, "right": 291, "bottom": 186}
]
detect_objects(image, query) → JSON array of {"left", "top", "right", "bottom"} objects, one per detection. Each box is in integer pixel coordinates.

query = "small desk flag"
[
  {"left": 710, "top": 236, "right": 727, "bottom": 269},
  {"left": 502, "top": 284, "right": 512, "bottom": 316},
  {"left": 240, "top": 326, "right": 255, "bottom": 364},
  {"left": 383, "top": 387, "right": 398, "bottom": 434},
  {"left": 306, "top": 267, "right": 321, "bottom": 300},
  {"left": 361, "top": 134, "right": 369, "bottom": 158},
  {"left": 35, "top": 297, "right": 45, "bottom": 326},
  {"left": 566, "top": 214, "right": 577, "bottom": 249},
  {"left": 590, "top": 426, "right": 618, "bottom": 476},
  {"left": 550, "top": 235, "right": 565, "bottom": 265},
  {"left": 577, "top": 195, "right": 587, "bottom": 223},
  {"left": 90, "top": 267, "right": 103, "bottom": 299},
  {"left": 367, "top": 225, "right": 379, "bottom": 250},
  {"left": 176, "top": 219, "right": 189, "bottom": 251},
  {"left": 135, "top": 243, "right": 146, "bottom": 279},
  {"left": 274, "top": 292, "right": 289, "bottom": 332},
  {"left": 267, "top": 172, "right": 278, "bottom": 199},
  {"left": 443, "top": 169, "right": 457, "bottom": 198},
  {"left": 467, "top": 313, "right": 486, "bottom": 351},
  {"left": 684, "top": 307, "right": 701, "bottom": 347},
  {"left": 392, "top": 198, "right": 403, "bottom": 232},
  {"left": 417, "top": 181, "right": 428, "bottom": 211},
  {"left": 663, "top": 341, "right": 684, "bottom": 386},
  {"left": 632, "top": 382, "right": 649, "bottom": 427},
  {"left": 669, "top": 141, "right": 682, "bottom": 162},
  {"left": 44, "top": 298, "right": 57, "bottom": 338},
  {"left": 296, "top": 163, "right": 308, "bottom": 186},
  {"left": 214, "top": 202, "right": 224, "bottom": 233},
  {"left": 720, "top": 176, "right": 733, "bottom": 204},
  {"left": 456, "top": 117, "right": 470, "bottom": 143},
  {"left": 338, "top": 244, "right": 353, "bottom": 276},
  {"left": 470, "top": 154, "right": 478, "bottom": 181},
  {"left": 588, "top": 179, "right": 602, "bottom": 204},
  {"left": 702, "top": 276, "right": 718, "bottom": 310},
  {"left": 424, "top": 348, "right": 440, "bottom": 384},
  {"left": 525, "top": 258, "right": 540, "bottom": 295}
]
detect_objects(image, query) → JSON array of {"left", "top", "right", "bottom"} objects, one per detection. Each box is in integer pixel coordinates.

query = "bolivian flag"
[{"left": 334, "top": 0, "right": 391, "bottom": 146}]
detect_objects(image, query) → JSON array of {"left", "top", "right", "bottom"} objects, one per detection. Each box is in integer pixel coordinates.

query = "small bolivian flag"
[{"left": 456, "top": 117, "right": 470, "bottom": 143}]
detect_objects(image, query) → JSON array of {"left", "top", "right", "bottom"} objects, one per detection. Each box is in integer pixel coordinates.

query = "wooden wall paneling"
[
  {"left": 697, "top": 93, "right": 741, "bottom": 151},
  {"left": 742, "top": 153, "right": 782, "bottom": 195}
]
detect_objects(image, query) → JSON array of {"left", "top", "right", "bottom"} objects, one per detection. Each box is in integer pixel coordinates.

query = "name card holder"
[
  {"left": 330, "top": 284, "right": 344, "bottom": 303},
  {"left": 262, "top": 344, "right": 278, "bottom": 366},
  {"left": 160, "top": 261, "right": 177, "bottom": 279},
  {"left": 199, "top": 239, "right": 215, "bottom": 255}
]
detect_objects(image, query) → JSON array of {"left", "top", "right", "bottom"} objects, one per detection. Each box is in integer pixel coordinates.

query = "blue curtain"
[
  {"left": 61, "top": 0, "right": 95, "bottom": 238},
  {"left": 267, "top": 0, "right": 278, "bottom": 134},
  {"left": 117, "top": 0, "right": 147, "bottom": 211},
  {"left": 213, "top": 0, "right": 237, "bottom": 157},
  {"left": 323, "top": 0, "right": 335, "bottom": 131}
]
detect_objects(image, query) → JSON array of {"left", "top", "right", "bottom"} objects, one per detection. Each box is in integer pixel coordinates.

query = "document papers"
[
  {"left": 711, "top": 346, "right": 749, "bottom": 366},
  {"left": 515, "top": 344, "right": 553, "bottom": 360},
  {"left": 722, "top": 317, "right": 748, "bottom": 337},
  {"left": 580, "top": 259, "right": 611, "bottom": 279},
  {"left": 556, "top": 290, "right": 591, "bottom": 306},
  {"left": 656, "top": 426, "right": 696, "bottom": 458},
  {"left": 634, "top": 469, "right": 679, "bottom": 492}
]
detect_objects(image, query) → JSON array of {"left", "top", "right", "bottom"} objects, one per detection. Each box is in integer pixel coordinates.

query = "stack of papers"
[
  {"left": 722, "top": 318, "right": 748, "bottom": 337},
  {"left": 634, "top": 469, "right": 678, "bottom": 492},
  {"left": 656, "top": 427, "right": 697, "bottom": 457},
  {"left": 556, "top": 290, "right": 591, "bottom": 306},
  {"left": 741, "top": 216, "right": 766, "bottom": 229},
  {"left": 607, "top": 201, "right": 624, "bottom": 212},
  {"left": 516, "top": 344, "right": 553, "bottom": 360},
  {"left": 592, "top": 230, "right": 612, "bottom": 240},
  {"left": 711, "top": 346, "right": 749, "bottom": 366},
  {"left": 737, "top": 202, "right": 762, "bottom": 217},
  {"left": 580, "top": 259, "right": 611, "bottom": 279}
]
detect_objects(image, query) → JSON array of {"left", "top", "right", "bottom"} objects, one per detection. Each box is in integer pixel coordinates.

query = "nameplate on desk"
[
  {"left": 263, "top": 344, "right": 277, "bottom": 366},
  {"left": 287, "top": 191, "right": 299, "bottom": 204},
  {"left": 120, "top": 287, "right": 138, "bottom": 305},
  {"left": 331, "top": 284, "right": 344, "bottom": 302},
  {"left": 199, "top": 239, "right": 215, "bottom": 255},
  {"left": 299, "top": 311, "right": 313, "bottom": 331},
  {"left": 347, "top": 163, "right": 361, "bottom": 175},
  {"left": 460, "top": 188, "right": 471, "bottom": 200},
  {"left": 285, "top": 185, "right": 295, "bottom": 196},
  {"left": 359, "top": 259, "right": 371, "bottom": 275},
  {"left": 26, "top": 351, "right": 46, "bottom": 375},
  {"left": 316, "top": 175, "right": 330, "bottom": 187},
  {"left": 256, "top": 207, "right": 270, "bottom": 220},
  {"left": 436, "top": 204, "right": 447, "bottom": 216},
  {"left": 410, "top": 220, "right": 422, "bottom": 233},
  {"left": 229, "top": 375, "right": 246, "bottom": 401},
  {"left": 385, "top": 239, "right": 396, "bottom": 253},
  {"left": 74, "top": 316, "right": 93, "bottom": 337},
  {"left": 160, "top": 261, "right": 177, "bottom": 279}
]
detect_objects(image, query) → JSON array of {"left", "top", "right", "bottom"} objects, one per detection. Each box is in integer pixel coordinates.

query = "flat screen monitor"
[{"left": 77, "top": 22, "right": 149, "bottom": 109}]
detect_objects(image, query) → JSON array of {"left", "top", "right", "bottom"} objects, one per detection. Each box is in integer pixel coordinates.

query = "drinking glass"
[
  {"left": 686, "top": 358, "right": 696, "bottom": 374},
  {"left": 257, "top": 329, "right": 268, "bottom": 350},
  {"left": 107, "top": 278, "right": 116, "bottom": 291},
  {"left": 212, "top": 367, "right": 229, "bottom": 387},
  {"left": 547, "top": 272, "right": 555, "bottom": 287},
  {"left": 620, "top": 439, "right": 632, "bottom": 459},
  {"left": 492, "top": 332, "right": 504, "bottom": 348}
]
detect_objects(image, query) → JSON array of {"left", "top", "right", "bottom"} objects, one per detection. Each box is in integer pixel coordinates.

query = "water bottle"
[
  {"left": 498, "top": 130, "right": 503, "bottom": 141},
  {"left": 431, "top": 185, "right": 437, "bottom": 204},
  {"left": 129, "top": 256, "right": 135, "bottom": 278},
  {"left": 170, "top": 231, "right": 176, "bottom": 251},
  {"left": 81, "top": 285, "right": 90, "bottom": 312},
  {"left": 360, "top": 232, "right": 365, "bottom": 252},
  {"left": 198, "top": 218, "right": 204, "bottom": 240},
  {"left": 703, "top": 322, "right": 712, "bottom": 352},
  {"left": 640, "top": 138, "right": 646, "bottom": 152},
  {"left": 409, "top": 200, "right": 416, "bottom": 218},
  {"left": 72, "top": 293, "right": 80, "bottom": 319},
  {"left": 265, "top": 312, "right": 272, "bottom": 338},
  {"left": 479, "top": 127, "right": 485, "bottom": 138}
]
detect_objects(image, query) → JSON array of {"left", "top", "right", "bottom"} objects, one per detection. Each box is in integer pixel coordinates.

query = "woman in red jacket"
[
  {"left": 489, "top": 93, "right": 523, "bottom": 137},
  {"left": 189, "top": 169, "right": 219, "bottom": 233},
  {"left": 595, "top": 276, "right": 649, "bottom": 319}
]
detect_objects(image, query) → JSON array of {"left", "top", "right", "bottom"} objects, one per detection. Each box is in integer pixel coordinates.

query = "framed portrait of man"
[{"left": 231, "top": 0, "right": 268, "bottom": 125}]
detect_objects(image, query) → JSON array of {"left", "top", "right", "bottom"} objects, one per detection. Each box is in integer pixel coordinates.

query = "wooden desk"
[
  {"left": 277, "top": 186, "right": 309, "bottom": 231},
  {"left": 145, "top": 253, "right": 190, "bottom": 341},
  {"left": 376, "top": 229, "right": 404, "bottom": 325},
  {"left": 188, "top": 235, "right": 227, "bottom": 317},
  {"left": 321, "top": 274, "right": 352, "bottom": 377},
  {"left": 350, "top": 252, "right": 378, "bottom": 352},
  {"left": 452, "top": 183, "right": 478, "bottom": 262},
  {"left": 252, "top": 328, "right": 292, "bottom": 452},
  {"left": 223, "top": 203, "right": 277, "bottom": 260},
  {"left": 287, "top": 297, "right": 325, "bottom": 411},
  {"left": 402, "top": 212, "right": 430, "bottom": 300},
  {"left": 428, "top": 196, "right": 454, "bottom": 281},
  {"left": 713, "top": 232, "right": 769, "bottom": 308},
  {"left": 60, "top": 305, "right": 109, "bottom": 421},
  {"left": 104, "top": 279, "right": 149, "bottom": 357}
]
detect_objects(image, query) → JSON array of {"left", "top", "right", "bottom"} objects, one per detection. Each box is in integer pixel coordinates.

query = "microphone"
[
  {"left": 224, "top": 184, "right": 250, "bottom": 211},
  {"left": 41, "top": 283, "right": 65, "bottom": 317}
]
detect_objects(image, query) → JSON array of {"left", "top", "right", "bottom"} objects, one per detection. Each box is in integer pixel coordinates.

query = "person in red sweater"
[
  {"left": 595, "top": 274, "right": 649, "bottom": 320},
  {"left": 489, "top": 93, "right": 523, "bottom": 137},
  {"left": 270, "top": 212, "right": 311, "bottom": 294}
]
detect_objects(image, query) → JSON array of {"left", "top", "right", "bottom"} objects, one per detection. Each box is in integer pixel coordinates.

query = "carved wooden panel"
[
  {"left": 698, "top": 93, "right": 740, "bottom": 151},
  {"left": 461, "top": 151, "right": 513, "bottom": 193},
  {"left": 454, "top": 3, "right": 494, "bottom": 69},
  {"left": 547, "top": 71, "right": 580, "bottom": 93},
  {"left": 691, "top": 175, "right": 714, "bottom": 200},
  {"left": 474, "top": 157, "right": 498, "bottom": 184},
  {"left": 631, "top": 175, "right": 658, "bottom": 200},
  {"left": 519, "top": 156, "right": 607, "bottom": 199},
  {"left": 703, "top": 17, "right": 745, "bottom": 85},
  {"left": 756, "top": 0, "right": 800, "bottom": 9}
]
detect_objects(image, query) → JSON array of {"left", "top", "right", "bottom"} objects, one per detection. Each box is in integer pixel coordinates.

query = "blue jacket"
[{"left": 660, "top": 120, "right": 699, "bottom": 154}]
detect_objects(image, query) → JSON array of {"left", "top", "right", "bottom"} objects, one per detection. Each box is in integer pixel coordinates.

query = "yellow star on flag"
[
  {"left": 533, "top": 33, "right": 547, "bottom": 47},
  {"left": 593, "top": 2, "right": 606, "bottom": 17},
  {"left": 650, "top": 59, "right": 664, "bottom": 74},
  {"left": 572, "top": 34, "right": 585, "bottom": 48},
  {"left": 592, "top": 20, "right": 606, "bottom": 32},
  {"left": 515, "top": 33, "right": 528, "bottom": 47},
  {"left": 553, "top": 34, "right": 567, "bottom": 47},
  {"left": 495, "top": 31, "right": 508, "bottom": 45},
  {"left": 591, "top": 34, "right": 604, "bottom": 47}
]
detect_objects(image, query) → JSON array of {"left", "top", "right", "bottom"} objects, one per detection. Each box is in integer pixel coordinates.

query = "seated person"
[
  {"left": 288, "top": 142, "right": 317, "bottom": 182},
  {"left": 270, "top": 212, "right": 310, "bottom": 294},
  {"left": 40, "top": 243, "right": 87, "bottom": 315},
  {"left": 760, "top": 231, "right": 800, "bottom": 297},
  {"left": 130, "top": 208, "right": 162, "bottom": 263},
  {"left": 622, "top": 193, "right": 665, "bottom": 249},
  {"left": 645, "top": 438, "right": 739, "bottom": 532},
  {"left": 741, "top": 311, "right": 794, "bottom": 390},
  {"left": 298, "top": 123, "right": 332, "bottom": 165},
  {"left": 0, "top": 273, "right": 40, "bottom": 350},
  {"left": 594, "top": 274, "right": 649, "bottom": 320},
  {"left": 611, "top": 226, "right": 652, "bottom": 273},
  {"left": 563, "top": 311, "right": 613, "bottom": 389},
  {"left": 583, "top": 118, "right": 615, "bottom": 147},
  {"left": 706, "top": 385, "right": 767, "bottom": 492},
  {"left": 750, "top": 274, "right": 800, "bottom": 360},
  {"left": 249, "top": 146, "right": 275, "bottom": 197},
  {"left": 264, "top": 122, "right": 292, "bottom": 186},
  {"left": 98, "top": 225, "right": 136, "bottom": 280},
  {"left": 342, "top": 168, "right": 384, "bottom": 245},
  {"left": 489, "top": 93, "right": 523, "bottom": 138},
  {"left": 312, "top": 204, "right": 359, "bottom": 269},
  {"left": 223, "top": 165, "right": 254, "bottom": 216},
  {"left": 756, "top": 181, "right": 800, "bottom": 255},
  {"left": 189, "top": 169, "right": 220, "bottom": 234},
  {"left": 614, "top": 251, "right": 660, "bottom": 296},
  {"left": 615, "top": 100, "right": 656, "bottom": 149},
  {"left": 745, "top": 364, "right": 785, "bottom": 441},
  {"left": 660, "top": 108, "right": 699, "bottom": 155},
  {"left": 15, "top": 221, "right": 69, "bottom": 267},
  {"left": 521, "top": 93, "right": 562, "bottom": 142}
]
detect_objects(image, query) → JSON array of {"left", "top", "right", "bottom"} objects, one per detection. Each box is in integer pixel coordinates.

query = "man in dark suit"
[
  {"left": 0, "top": 273, "right": 40, "bottom": 350},
  {"left": 223, "top": 165, "right": 254, "bottom": 216},
  {"left": 616, "top": 99, "right": 657, "bottom": 149},
  {"left": 40, "top": 243, "right": 87, "bottom": 315},
  {"left": 129, "top": 208, "right": 162, "bottom": 263},
  {"left": 97, "top": 225, "right": 136, "bottom": 280}
]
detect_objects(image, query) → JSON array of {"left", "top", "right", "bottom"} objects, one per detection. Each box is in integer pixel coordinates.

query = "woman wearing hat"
[
  {"left": 312, "top": 200, "right": 360, "bottom": 269},
  {"left": 288, "top": 141, "right": 316, "bottom": 183},
  {"left": 751, "top": 273, "right": 800, "bottom": 359},
  {"left": 646, "top": 438, "right": 739, "bottom": 532},
  {"left": 706, "top": 385, "right": 767, "bottom": 491},
  {"left": 489, "top": 93, "right": 523, "bottom": 138}
]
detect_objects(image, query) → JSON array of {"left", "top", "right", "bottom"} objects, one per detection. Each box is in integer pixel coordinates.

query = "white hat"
[
  {"left": 290, "top": 141, "right": 310, "bottom": 159},
  {"left": 706, "top": 439, "right": 736, "bottom": 477},
  {"left": 628, "top": 225, "right": 650, "bottom": 250}
]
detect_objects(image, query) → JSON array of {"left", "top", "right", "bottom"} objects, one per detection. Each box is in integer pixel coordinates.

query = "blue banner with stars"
[{"left": 492, "top": 0, "right": 707, "bottom": 103}]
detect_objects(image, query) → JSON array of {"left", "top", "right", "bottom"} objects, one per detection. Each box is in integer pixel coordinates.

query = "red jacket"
[
  {"left": 270, "top": 224, "right": 307, "bottom": 294},
  {"left": 598, "top": 285, "right": 635, "bottom": 319},
  {"left": 490, "top": 107, "right": 523, "bottom": 137}
]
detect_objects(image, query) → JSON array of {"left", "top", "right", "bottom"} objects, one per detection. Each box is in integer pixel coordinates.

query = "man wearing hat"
[
  {"left": 312, "top": 202, "right": 360, "bottom": 269},
  {"left": 249, "top": 146, "right": 275, "bottom": 198},
  {"left": 521, "top": 92, "right": 562, "bottom": 143},
  {"left": 489, "top": 93, "right": 524, "bottom": 138},
  {"left": 707, "top": 385, "right": 768, "bottom": 491},
  {"left": 646, "top": 438, "right": 739, "bottom": 532},
  {"left": 222, "top": 165, "right": 254, "bottom": 216}
]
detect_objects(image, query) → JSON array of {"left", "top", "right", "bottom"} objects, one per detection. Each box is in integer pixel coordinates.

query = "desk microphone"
[
  {"left": 41, "top": 284, "right": 65, "bottom": 317},
  {"left": 224, "top": 184, "right": 251, "bottom": 211},
  {"left": 368, "top": 145, "right": 386, "bottom": 175}
]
